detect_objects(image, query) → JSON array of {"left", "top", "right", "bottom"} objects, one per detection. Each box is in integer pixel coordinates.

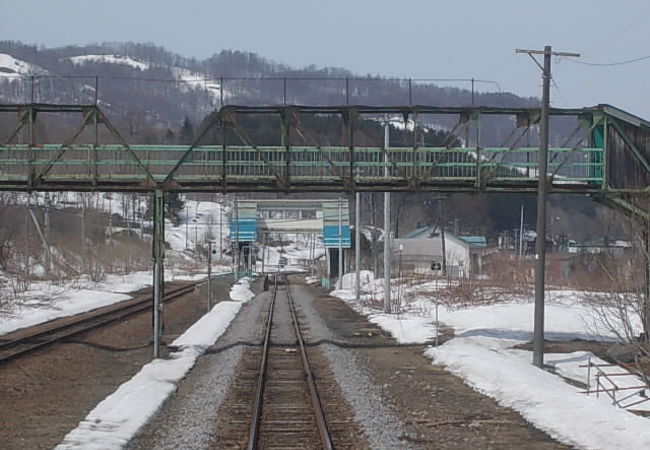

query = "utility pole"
[
  {"left": 43, "top": 192, "right": 51, "bottom": 275},
  {"left": 108, "top": 196, "right": 113, "bottom": 245},
  {"left": 438, "top": 197, "right": 447, "bottom": 276},
  {"left": 207, "top": 240, "right": 213, "bottom": 311},
  {"left": 338, "top": 197, "right": 343, "bottom": 285},
  {"left": 24, "top": 193, "right": 30, "bottom": 276},
  {"left": 185, "top": 197, "right": 189, "bottom": 251},
  {"left": 519, "top": 204, "right": 524, "bottom": 258},
  {"left": 81, "top": 194, "right": 86, "bottom": 260},
  {"left": 383, "top": 122, "right": 391, "bottom": 313},
  {"left": 218, "top": 203, "right": 223, "bottom": 258},
  {"left": 194, "top": 200, "right": 199, "bottom": 251},
  {"left": 517, "top": 46, "right": 579, "bottom": 368},
  {"left": 152, "top": 190, "right": 165, "bottom": 358},
  {"left": 261, "top": 232, "right": 266, "bottom": 275},
  {"left": 355, "top": 191, "right": 361, "bottom": 301},
  {"left": 234, "top": 196, "right": 239, "bottom": 278}
]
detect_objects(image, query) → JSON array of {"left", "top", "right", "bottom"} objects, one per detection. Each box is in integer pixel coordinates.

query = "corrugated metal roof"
[
  {"left": 457, "top": 236, "right": 487, "bottom": 247},
  {"left": 402, "top": 226, "right": 437, "bottom": 239}
]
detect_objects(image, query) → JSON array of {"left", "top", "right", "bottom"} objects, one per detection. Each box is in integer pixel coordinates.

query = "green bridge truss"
[{"left": 1, "top": 103, "right": 648, "bottom": 218}]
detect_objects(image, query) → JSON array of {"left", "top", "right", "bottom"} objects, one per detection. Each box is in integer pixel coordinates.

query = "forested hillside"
[
  {"left": 0, "top": 40, "right": 616, "bottom": 240},
  {"left": 0, "top": 41, "right": 535, "bottom": 138}
]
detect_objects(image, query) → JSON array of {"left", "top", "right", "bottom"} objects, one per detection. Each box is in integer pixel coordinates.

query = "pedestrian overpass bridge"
[
  {"left": 1, "top": 103, "right": 648, "bottom": 212},
  {"left": 3, "top": 101, "right": 648, "bottom": 358}
]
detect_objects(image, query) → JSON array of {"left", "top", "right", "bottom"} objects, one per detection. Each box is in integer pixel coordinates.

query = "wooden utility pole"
[{"left": 516, "top": 46, "right": 579, "bottom": 368}]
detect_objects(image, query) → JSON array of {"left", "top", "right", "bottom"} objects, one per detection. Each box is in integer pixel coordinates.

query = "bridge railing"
[{"left": 0, "top": 144, "right": 603, "bottom": 189}]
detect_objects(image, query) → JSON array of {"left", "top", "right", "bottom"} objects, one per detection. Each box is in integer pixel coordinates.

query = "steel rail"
[
  {"left": 284, "top": 273, "right": 334, "bottom": 450},
  {"left": 247, "top": 274, "right": 278, "bottom": 450},
  {"left": 0, "top": 283, "right": 197, "bottom": 364},
  {"left": 246, "top": 274, "right": 333, "bottom": 450}
]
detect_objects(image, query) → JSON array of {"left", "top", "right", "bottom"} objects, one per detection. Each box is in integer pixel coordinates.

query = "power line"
[
  {"left": 568, "top": 54, "right": 650, "bottom": 66},
  {"left": 580, "top": 6, "right": 650, "bottom": 56}
]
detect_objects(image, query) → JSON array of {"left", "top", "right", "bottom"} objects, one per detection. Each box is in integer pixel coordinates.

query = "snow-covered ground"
[
  {"left": 0, "top": 194, "right": 233, "bottom": 336},
  {"left": 171, "top": 66, "right": 222, "bottom": 102},
  {"left": 260, "top": 233, "right": 325, "bottom": 273},
  {"left": 56, "top": 278, "right": 255, "bottom": 450},
  {"left": 332, "top": 274, "right": 650, "bottom": 450},
  {"left": 0, "top": 269, "right": 230, "bottom": 336},
  {"left": 0, "top": 194, "right": 324, "bottom": 335}
]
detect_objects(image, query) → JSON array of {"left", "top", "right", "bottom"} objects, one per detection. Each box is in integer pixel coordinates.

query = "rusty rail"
[{"left": 0, "top": 283, "right": 197, "bottom": 364}]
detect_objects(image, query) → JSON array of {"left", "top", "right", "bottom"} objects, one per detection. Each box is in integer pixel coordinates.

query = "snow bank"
[
  {"left": 230, "top": 277, "right": 255, "bottom": 302},
  {"left": 56, "top": 297, "right": 247, "bottom": 449},
  {"left": 331, "top": 279, "right": 650, "bottom": 449},
  {"left": 368, "top": 313, "right": 435, "bottom": 344},
  {"left": 429, "top": 338, "right": 650, "bottom": 450},
  {"left": 336, "top": 270, "right": 374, "bottom": 290}
]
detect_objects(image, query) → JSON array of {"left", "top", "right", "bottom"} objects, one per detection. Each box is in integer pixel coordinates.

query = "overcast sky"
[{"left": 2, "top": 0, "right": 650, "bottom": 117}]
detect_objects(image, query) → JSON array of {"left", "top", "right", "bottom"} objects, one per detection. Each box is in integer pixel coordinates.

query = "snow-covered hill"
[
  {"left": 66, "top": 54, "right": 150, "bottom": 71},
  {"left": 0, "top": 53, "right": 47, "bottom": 78}
]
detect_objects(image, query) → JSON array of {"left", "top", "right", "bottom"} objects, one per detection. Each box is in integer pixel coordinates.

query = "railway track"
[
  {"left": 0, "top": 282, "right": 198, "bottom": 364},
  {"left": 221, "top": 273, "right": 332, "bottom": 449}
]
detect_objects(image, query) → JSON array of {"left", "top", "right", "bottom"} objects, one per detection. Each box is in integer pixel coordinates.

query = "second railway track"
[{"left": 0, "top": 282, "right": 198, "bottom": 364}]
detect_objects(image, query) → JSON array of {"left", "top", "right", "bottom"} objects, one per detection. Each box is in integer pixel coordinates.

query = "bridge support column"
[{"left": 152, "top": 190, "right": 165, "bottom": 359}]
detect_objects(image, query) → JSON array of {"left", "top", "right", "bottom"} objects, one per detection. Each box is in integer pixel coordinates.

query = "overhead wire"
[
  {"left": 567, "top": 54, "right": 650, "bottom": 66},
  {"left": 580, "top": 5, "right": 650, "bottom": 57}
]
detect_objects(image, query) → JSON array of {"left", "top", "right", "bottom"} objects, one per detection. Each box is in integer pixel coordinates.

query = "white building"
[{"left": 393, "top": 226, "right": 488, "bottom": 277}]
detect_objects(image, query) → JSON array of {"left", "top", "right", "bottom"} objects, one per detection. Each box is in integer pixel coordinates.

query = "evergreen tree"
[{"left": 165, "top": 192, "right": 185, "bottom": 223}]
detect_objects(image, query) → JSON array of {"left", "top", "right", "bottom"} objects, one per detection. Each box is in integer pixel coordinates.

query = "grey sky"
[{"left": 2, "top": 0, "right": 650, "bottom": 117}]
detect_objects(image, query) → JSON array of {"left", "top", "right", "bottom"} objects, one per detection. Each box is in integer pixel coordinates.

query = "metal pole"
[
  {"left": 519, "top": 204, "right": 524, "bottom": 258},
  {"left": 338, "top": 197, "right": 343, "bottom": 286},
  {"left": 311, "top": 232, "right": 316, "bottom": 275},
  {"left": 248, "top": 244, "right": 252, "bottom": 274},
  {"left": 43, "top": 192, "right": 51, "bottom": 275},
  {"left": 261, "top": 232, "right": 266, "bottom": 275},
  {"left": 533, "top": 46, "right": 552, "bottom": 368},
  {"left": 383, "top": 122, "right": 391, "bottom": 313},
  {"left": 471, "top": 78, "right": 475, "bottom": 105},
  {"left": 208, "top": 241, "right": 213, "bottom": 311},
  {"left": 439, "top": 198, "right": 447, "bottom": 277},
  {"left": 435, "top": 276, "right": 439, "bottom": 347},
  {"left": 283, "top": 77, "right": 287, "bottom": 105},
  {"left": 644, "top": 227, "right": 650, "bottom": 341},
  {"left": 152, "top": 190, "right": 165, "bottom": 359},
  {"left": 355, "top": 191, "right": 361, "bottom": 301},
  {"left": 108, "top": 196, "right": 113, "bottom": 245},
  {"left": 345, "top": 77, "right": 349, "bottom": 105},
  {"left": 235, "top": 196, "right": 240, "bottom": 278},
  {"left": 24, "top": 193, "right": 30, "bottom": 276},
  {"left": 194, "top": 200, "right": 199, "bottom": 250},
  {"left": 94, "top": 76, "right": 98, "bottom": 106},
  {"left": 81, "top": 194, "right": 86, "bottom": 254},
  {"left": 218, "top": 203, "right": 223, "bottom": 258}
]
